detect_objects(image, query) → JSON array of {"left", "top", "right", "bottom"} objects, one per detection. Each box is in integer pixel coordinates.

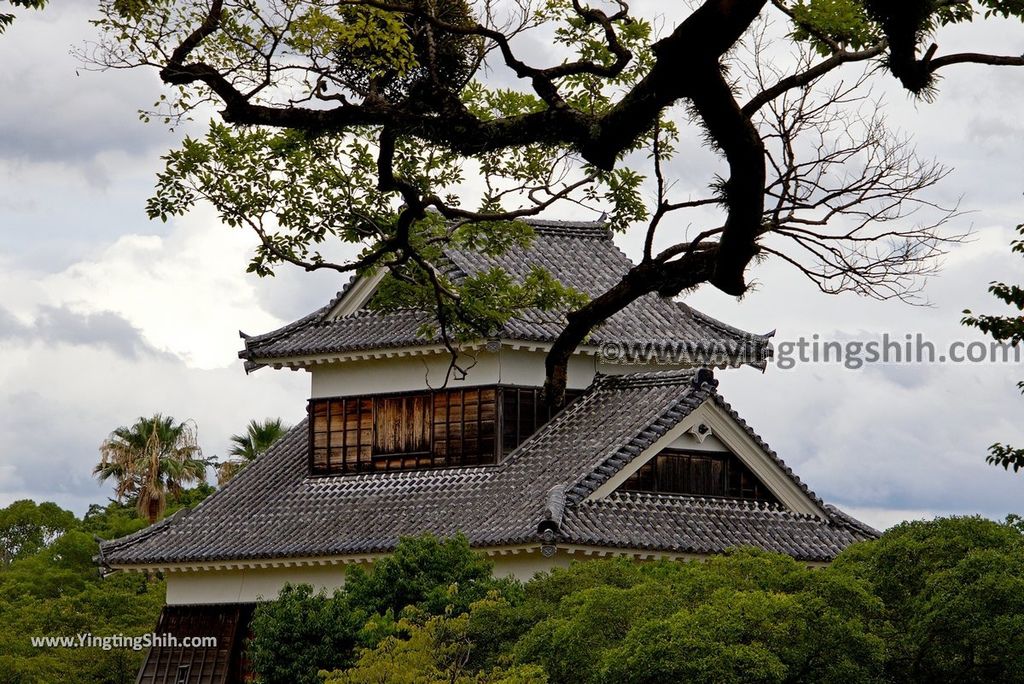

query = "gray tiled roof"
[
  {"left": 562, "top": 493, "right": 862, "bottom": 559},
  {"left": 240, "top": 220, "right": 771, "bottom": 365},
  {"left": 100, "top": 370, "right": 875, "bottom": 567}
]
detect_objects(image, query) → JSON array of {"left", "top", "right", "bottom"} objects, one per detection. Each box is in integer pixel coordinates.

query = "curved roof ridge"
[
  {"left": 677, "top": 301, "right": 775, "bottom": 343},
  {"left": 239, "top": 304, "right": 329, "bottom": 348},
  {"left": 242, "top": 271, "right": 363, "bottom": 347},
  {"left": 597, "top": 368, "right": 711, "bottom": 391},
  {"left": 340, "top": 307, "right": 428, "bottom": 320},
  {"left": 522, "top": 218, "right": 611, "bottom": 239},
  {"left": 824, "top": 504, "right": 882, "bottom": 537}
]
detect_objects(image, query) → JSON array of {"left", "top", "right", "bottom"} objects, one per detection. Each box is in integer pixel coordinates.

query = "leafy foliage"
[
  {"left": 789, "top": 0, "right": 880, "bottom": 54},
  {"left": 228, "top": 418, "right": 289, "bottom": 460},
  {"left": 247, "top": 584, "right": 365, "bottom": 684},
  {"left": 147, "top": 123, "right": 418, "bottom": 277},
  {"left": 787, "top": 0, "right": 1024, "bottom": 53},
  {"left": 962, "top": 223, "right": 1024, "bottom": 472},
  {"left": 0, "top": 0, "right": 45, "bottom": 34},
  {"left": 247, "top": 533, "right": 518, "bottom": 683},
  {"left": 986, "top": 442, "right": 1024, "bottom": 473},
  {"left": 344, "top": 533, "right": 516, "bottom": 617},
  {"left": 323, "top": 611, "right": 549, "bottom": 684},
  {"left": 217, "top": 417, "right": 290, "bottom": 483},
  {"left": 834, "top": 516, "right": 1024, "bottom": 683},
  {"left": 473, "top": 551, "right": 884, "bottom": 684},
  {"left": 370, "top": 260, "right": 589, "bottom": 345},
  {"left": 0, "top": 488, "right": 212, "bottom": 683},
  {"left": 95, "top": 414, "right": 211, "bottom": 523},
  {"left": 100, "top": 0, "right": 670, "bottom": 378},
  {"left": 86, "top": 0, "right": 1024, "bottom": 405},
  {"left": 248, "top": 521, "right": 1024, "bottom": 684},
  {"left": 0, "top": 500, "right": 77, "bottom": 567}
]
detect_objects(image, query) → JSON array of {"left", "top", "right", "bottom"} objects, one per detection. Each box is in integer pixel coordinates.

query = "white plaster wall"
[
  {"left": 491, "top": 551, "right": 571, "bottom": 582},
  {"left": 310, "top": 349, "right": 602, "bottom": 398},
  {"left": 165, "top": 565, "right": 355, "bottom": 605},
  {"left": 594, "top": 359, "right": 690, "bottom": 376},
  {"left": 310, "top": 348, "right": 688, "bottom": 398},
  {"left": 164, "top": 551, "right": 574, "bottom": 605}
]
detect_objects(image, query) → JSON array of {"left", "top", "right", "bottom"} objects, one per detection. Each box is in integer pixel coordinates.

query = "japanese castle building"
[{"left": 99, "top": 220, "right": 876, "bottom": 683}]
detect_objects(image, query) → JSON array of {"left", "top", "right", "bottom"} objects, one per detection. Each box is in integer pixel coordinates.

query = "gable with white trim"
[{"left": 588, "top": 400, "right": 826, "bottom": 518}]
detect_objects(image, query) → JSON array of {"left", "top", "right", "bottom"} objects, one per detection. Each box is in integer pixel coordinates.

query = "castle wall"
[
  {"left": 309, "top": 347, "right": 683, "bottom": 398},
  {"left": 163, "top": 551, "right": 570, "bottom": 605}
]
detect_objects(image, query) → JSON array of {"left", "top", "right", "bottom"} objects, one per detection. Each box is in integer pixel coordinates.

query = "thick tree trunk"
[{"left": 542, "top": 253, "right": 718, "bottom": 410}]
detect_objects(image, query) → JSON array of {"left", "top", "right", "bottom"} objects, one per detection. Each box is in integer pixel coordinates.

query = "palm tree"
[
  {"left": 217, "top": 418, "right": 289, "bottom": 484},
  {"left": 95, "top": 414, "right": 210, "bottom": 524}
]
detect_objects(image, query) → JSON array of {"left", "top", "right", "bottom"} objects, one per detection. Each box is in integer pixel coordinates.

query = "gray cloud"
[
  {"left": 248, "top": 266, "right": 349, "bottom": 325},
  {"left": 0, "top": 341, "right": 309, "bottom": 516},
  {"left": 0, "top": 4, "right": 194, "bottom": 168},
  {"left": 968, "top": 116, "right": 1024, "bottom": 145},
  {"left": 0, "top": 304, "right": 169, "bottom": 359}
]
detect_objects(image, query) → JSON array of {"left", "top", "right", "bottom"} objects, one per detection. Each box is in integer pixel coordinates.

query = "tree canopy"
[
  {"left": 247, "top": 517, "right": 1024, "bottom": 684},
  {"left": 248, "top": 533, "right": 518, "bottom": 684},
  {"left": 95, "top": 414, "right": 211, "bottom": 523},
  {"left": 0, "top": 499, "right": 77, "bottom": 567},
  {"left": 86, "top": 0, "right": 1024, "bottom": 402},
  {"left": 0, "top": 488, "right": 213, "bottom": 683},
  {"left": 217, "top": 417, "right": 290, "bottom": 483}
]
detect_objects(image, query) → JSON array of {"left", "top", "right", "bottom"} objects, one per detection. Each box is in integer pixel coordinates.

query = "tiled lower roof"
[
  {"left": 563, "top": 493, "right": 865, "bottom": 560},
  {"left": 99, "top": 370, "right": 875, "bottom": 568},
  {"left": 241, "top": 221, "right": 771, "bottom": 366}
]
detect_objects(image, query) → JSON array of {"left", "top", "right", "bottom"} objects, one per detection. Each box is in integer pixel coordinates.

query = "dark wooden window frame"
[
  {"left": 620, "top": 448, "right": 780, "bottom": 504},
  {"left": 307, "top": 385, "right": 582, "bottom": 477},
  {"left": 499, "top": 386, "right": 583, "bottom": 455}
]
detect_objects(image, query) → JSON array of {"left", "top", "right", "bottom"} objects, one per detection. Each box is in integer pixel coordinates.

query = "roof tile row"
[{"left": 101, "top": 369, "right": 875, "bottom": 567}]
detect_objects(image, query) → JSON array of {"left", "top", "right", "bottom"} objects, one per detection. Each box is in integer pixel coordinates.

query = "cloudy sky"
[{"left": 0, "top": 2, "right": 1021, "bottom": 529}]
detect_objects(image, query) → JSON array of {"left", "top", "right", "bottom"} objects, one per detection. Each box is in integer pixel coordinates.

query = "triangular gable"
[
  {"left": 240, "top": 221, "right": 772, "bottom": 368},
  {"left": 325, "top": 269, "right": 388, "bottom": 320},
  {"left": 586, "top": 398, "right": 826, "bottom": 518},
  {"left": 324, "top": 220, "right": 614, "bottom": 321}
]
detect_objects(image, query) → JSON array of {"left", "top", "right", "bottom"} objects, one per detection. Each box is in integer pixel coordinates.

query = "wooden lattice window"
[
  {"left": 500, "top": 386, "right": 584, "bottom": 455},
  {"left": 309, "top": 385, "right": 580, "bottom": 475},
  {"left": 310, "top": 397, "right": 372, "bottom": 473},
  {"left": 432, "top": 387, "right": 497, "bottom": 468},
  {"left": 621, "top": 449, "right": 779, "bottom": 503},
  {"left": 310, "top": 387, "right": 499, "bottom": 474}
]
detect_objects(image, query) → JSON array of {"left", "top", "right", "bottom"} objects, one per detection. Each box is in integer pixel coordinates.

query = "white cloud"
[
  {"left": 0, "top": 208, "right": 314, "bottom": 513},
  {"left": 38, "top": 207, "right": 284, "bottom": 369},
  {"left": 0, "top": 325, "right": 308, "bottom": 515},
  {"left": 841, "top": 507, "right": 942, "bottom": 532}
]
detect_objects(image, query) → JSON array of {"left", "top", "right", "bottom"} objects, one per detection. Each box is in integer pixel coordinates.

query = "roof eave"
[{"left": 241, "top": 340, "right": 769, "bottom": 372}]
